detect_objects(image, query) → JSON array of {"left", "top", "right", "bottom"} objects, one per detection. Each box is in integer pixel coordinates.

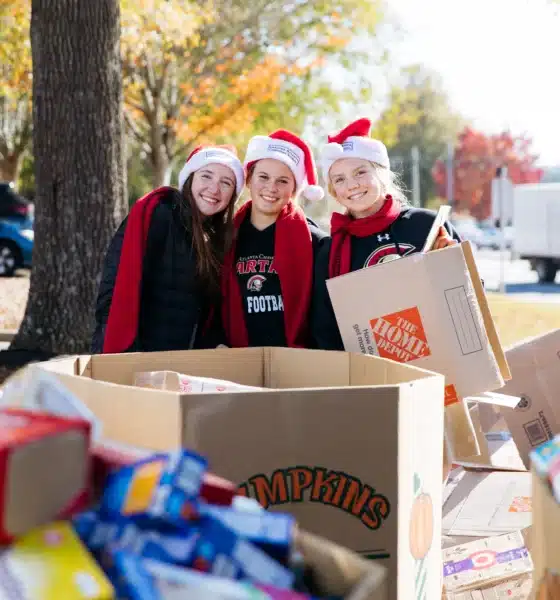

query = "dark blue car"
[{"left": 0, "top": 217, "right": 33, "bottom": 276}]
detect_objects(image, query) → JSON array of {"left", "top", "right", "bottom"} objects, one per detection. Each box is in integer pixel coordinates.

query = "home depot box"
[
  {"left": 495, "top": 329, "right": 560, "bottom": 468},
  {"left": 40, "top": 347, "right": 445, "bottom": 600},
  {"left": 326, "top": 241, "right": 510, "bottom": 406}
]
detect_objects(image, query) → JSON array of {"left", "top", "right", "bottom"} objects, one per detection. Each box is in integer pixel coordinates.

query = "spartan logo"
[
  {"left": 247, "top": 274, "right": 266, "bottom": 292},
  {"left": 364, "top": 243, "right": 416, "bottom": 267}
]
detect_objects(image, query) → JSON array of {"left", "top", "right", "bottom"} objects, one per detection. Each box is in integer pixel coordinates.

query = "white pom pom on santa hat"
[{"left": 302, "top": 184, "right": 325, "bottom": 202}]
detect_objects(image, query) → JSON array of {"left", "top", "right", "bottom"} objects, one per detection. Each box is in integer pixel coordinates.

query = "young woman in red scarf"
[
  {"left": 221, "top": 130, "right": 328, "bottom": 348},
  {"left": 92, "top": 145, "right": 245, "bottom": 354},
  {"left": 312, "top": 117, "right": 461, "bottom": 350}
]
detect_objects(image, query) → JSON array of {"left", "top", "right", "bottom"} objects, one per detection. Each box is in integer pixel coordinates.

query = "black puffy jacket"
[{"left": 91, "top": 189, "right": 223, "bottom": 353}]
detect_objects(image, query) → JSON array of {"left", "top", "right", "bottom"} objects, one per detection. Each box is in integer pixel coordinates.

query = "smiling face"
[
  {"left": 190, "top": 163, "right": 236, "bottom": 216},
  {"left": 329, "top": 158, "right": 386, "bottom": 218},
  {"left": 248, "top": 158, "right": 296, "bottom": 219}
]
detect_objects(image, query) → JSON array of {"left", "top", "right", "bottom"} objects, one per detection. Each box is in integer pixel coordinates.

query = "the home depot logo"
[
  {"left": 237, "top": 466, "right": 390, "bottom": 531},
  {"left": 369, "top": 307, "right": 431, "bottom": 363}
]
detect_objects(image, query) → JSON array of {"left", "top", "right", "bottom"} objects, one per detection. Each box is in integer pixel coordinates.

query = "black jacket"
[
  {"left": 91, "top": 190, "right": 222, "bottom": 353},
  {"left": 311, "top": 207, "right": 462, "bottom": 351}
]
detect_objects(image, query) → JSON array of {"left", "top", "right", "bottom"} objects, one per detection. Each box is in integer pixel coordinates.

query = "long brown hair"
[{"left": 180, "top": 174, "right": 236, "bottom": 300}]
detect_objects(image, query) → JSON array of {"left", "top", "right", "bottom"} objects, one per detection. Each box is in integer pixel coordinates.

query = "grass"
[{"left": 487, "top": 293, "right": 560, "bottom": 348}]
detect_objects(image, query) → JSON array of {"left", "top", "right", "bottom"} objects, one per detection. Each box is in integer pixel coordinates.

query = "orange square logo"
[{"left": 369, "top": 307, "right": 431, "bottom": 363}]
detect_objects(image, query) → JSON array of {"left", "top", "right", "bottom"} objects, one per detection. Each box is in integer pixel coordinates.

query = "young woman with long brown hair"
[{"left": 92, "top": 145, "right": 244, "bottom": 353}]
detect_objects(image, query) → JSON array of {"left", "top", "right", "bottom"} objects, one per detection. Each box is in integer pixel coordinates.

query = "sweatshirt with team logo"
[
  {"left": 235, "top": 216, "right": 328, "bottom": 347},
  {"left": 311, "top": 207, "right": 462, "bottom": 351}
]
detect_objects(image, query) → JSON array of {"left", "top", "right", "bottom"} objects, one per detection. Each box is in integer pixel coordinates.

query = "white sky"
[{"left": 385, "top": 0, "right": 560, "bottom": 166}]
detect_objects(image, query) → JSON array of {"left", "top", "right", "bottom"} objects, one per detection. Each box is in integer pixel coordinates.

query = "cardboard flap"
[
  {"left": 466, "top": 391, "right": 521, "bottom": 409},
  {"left": 462, "top": 242, "right": 511, "bottom": 381}
]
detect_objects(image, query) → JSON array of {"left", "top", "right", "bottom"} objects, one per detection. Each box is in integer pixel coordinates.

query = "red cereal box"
[{"left": 0, "top": 408, "right": 91, "bottom": 543}]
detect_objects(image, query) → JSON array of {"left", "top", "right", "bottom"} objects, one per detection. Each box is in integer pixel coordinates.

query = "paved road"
[{"left": 474, "top": 250, "right": 560, "bottom": 303}]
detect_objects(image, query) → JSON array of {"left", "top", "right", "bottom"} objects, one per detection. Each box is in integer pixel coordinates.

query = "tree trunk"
[{"left": 11, "top": 0, "right": 125, "bottom": 354}]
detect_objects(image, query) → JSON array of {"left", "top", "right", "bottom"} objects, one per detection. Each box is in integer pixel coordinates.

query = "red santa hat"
[
  {"left": 320, "top": 117, "right": 390, "bottom": 181},
  {"left": 244, "top": 130, "right": 325, "bottom": 202},
  {"left": 178, "top": 145, "right": 245, "bottom": 195}
]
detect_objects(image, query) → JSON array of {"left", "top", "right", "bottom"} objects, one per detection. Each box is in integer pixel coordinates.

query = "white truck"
[{"left": 512, "top": 182, "right": 560, "bottom": 283}]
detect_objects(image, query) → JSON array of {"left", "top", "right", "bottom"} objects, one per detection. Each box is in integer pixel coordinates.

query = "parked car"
[
  {"left": 450, "top": 217, "right": 485, "bottom": 249},
  {"left": 0, "top": 182, "right": 33, "bottom": 220},
  {"left": 0, "top": 217, "right": 33, "bottom": 276},
  {"left": 478, "top": 221, "right": 513, "bottom": 250}
]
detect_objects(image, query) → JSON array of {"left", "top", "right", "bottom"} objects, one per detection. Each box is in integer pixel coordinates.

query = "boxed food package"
[
  {"left": 134, "top": 370, "right": 266, "bottom": 394},
  {"left": 40, "top": 346, "right": 446, "bottom": 600},
  {"left": 442, "top": 531, "right": 532, "bottom": 595},
  {"left": 0, "top": 408, "right": 91, "bottom": 543},
  {"left": 0, "top": 521, "right": 114, "bottom": 599}
]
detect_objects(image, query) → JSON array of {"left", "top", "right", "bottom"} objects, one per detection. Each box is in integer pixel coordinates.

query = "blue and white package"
[
  {"left": 73, "top": 510, "right": 199, "bottom": 566},
  {"left": 200, "top": 505, "right": 294, "bottom": 562},
  {"left": 99, "top": 449, "right": 208, "bottom": 523},
  {"left": 191, "top": 516, "right": 295, "bottom": 589}
]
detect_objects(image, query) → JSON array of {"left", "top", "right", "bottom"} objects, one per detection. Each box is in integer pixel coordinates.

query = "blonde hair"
[{"left": 328, "top": 161, "right": 409, "bottom": 207}]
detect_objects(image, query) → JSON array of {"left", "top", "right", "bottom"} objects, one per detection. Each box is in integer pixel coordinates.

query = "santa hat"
[
  {"left": 178, "top": 145, "right": 245, "bottom": 195},
  {"left": 244, "top": 130, "right": 325, "bottom": 202},
  {"left": 320, "top": 118, "right": 390, "bottom": 181}
]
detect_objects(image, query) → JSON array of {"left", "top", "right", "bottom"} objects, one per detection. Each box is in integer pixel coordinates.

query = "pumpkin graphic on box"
[
  {"left": 409, "top": 473, "right": 434, "bottom": 560},
  {"left": 537, "top": 569, "right": 560, "bottom": 599},
  {"left": 411, "top": 472, "right": 433, "bottom": 600}
]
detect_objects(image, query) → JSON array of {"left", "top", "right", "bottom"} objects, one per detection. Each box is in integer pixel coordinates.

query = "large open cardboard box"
[{"left": 41, "top": 347, "right": 445, "bottom": 600}]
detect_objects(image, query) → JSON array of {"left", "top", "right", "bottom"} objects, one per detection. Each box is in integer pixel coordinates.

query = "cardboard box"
[
  {"left": 443, "top": 471, "right": 532, "bottom": 538},
  {"left": 495, "top": 330, "right": 560, "bottom": 468},
  {"left": 531, "top": 470, "right": 560, "bottom": 600},
  {"left": 40, "top": 347, "right": 445, "bottom": 600},
  {"left": 326, "top": 241, "right": 510, "bottom": 406}
]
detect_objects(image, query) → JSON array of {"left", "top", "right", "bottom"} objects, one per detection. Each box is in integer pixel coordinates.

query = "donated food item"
[
  {"left": 108, "top": 550, "right": 316, "bottom": 600},
  {"left": 530, "top": 434, "right": 560, "bottom": 503},
  {"left": 199, "top": 505, "right": 294, "bottom": 563},
  {"left": 0, "top": 408, "right": 91, "bottom": 543},
  {"left": 191, "top": 516, "right": 294, "bottom": 589},
  {"left": 100, "top": 450, "right": 207, "bottom": 524},
  {"left": 92, "top": 442, "right": 238, "bottom": 507},
  {"left": 0, "top": 521, "right": 114, "bottom": 599},
  {"left": 73, "top": 510, "right": 200, "bottom": 566},
  {"left": 134, "top": 370, "right": 265, "bottom": 394},
  {"left": 442, "top": 531, "right": 532, "bottom": 595}
]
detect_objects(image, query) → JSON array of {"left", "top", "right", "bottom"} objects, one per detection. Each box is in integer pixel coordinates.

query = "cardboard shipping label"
[{"left": 326, "top": 242, "right": 509, "bottom": 402}]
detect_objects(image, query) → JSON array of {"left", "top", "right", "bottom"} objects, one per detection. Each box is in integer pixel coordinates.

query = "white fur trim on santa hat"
[
  {"left": 178, "top": 147, "right": 245, "bottom": 195},
  {"left": 244, "top": 136, "right": 306, "bottom": 187},
  {"left": 320, "top": 136, "right": 390, "bottom": 182}
]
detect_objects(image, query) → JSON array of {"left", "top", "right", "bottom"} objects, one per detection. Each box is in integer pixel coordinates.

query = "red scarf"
[
  {"left": 103, "top": 187, "right": 173, "bottom": 353},
  {"left": 221, "top": 201, "right": 313, "bottom": 348},
  {"left": 329, "top": 195, "right": 402, "bottom": 278}
]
